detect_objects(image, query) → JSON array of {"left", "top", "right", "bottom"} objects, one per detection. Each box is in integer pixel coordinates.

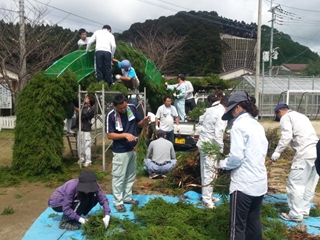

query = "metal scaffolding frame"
[{"left": 75, "top": 85, "right": 146, "bottom": 171}]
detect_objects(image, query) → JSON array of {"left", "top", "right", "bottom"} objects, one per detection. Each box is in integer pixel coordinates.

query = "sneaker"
[
  {"left": 77, "top": 160, "right": 85, "bottom": 165},
  {"left": 67, "top": 130, "right": 75, "bottom": 134},
  {"left": 280, "top": 212, "right": 303, "bottom": 222},
  {"left": 149, "top": 173, "right": 159, "bottom": 179},
  {"left": 83, "top": 162, "right": 92, "bottom": 167},
  {"left": 115, "top": 204, "right": 126, "bottom": 212},
  {"left": 202, "top": 202, "right": 215, "bottom": 209},
  {"left": 124, "top": 199, "right": 139, "bottom": 205},
  {"left": 212, "top": 197, "right": 221, "bottom": 203},
  {"left": 161, "top": 174, "right": 167, "bottom": 178}
]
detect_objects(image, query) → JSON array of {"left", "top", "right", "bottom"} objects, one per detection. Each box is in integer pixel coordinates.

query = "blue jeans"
[
  {"left": 144, "top": 158, "right": 177, "bottom": 175},
  {"left": 164, "top": 130, "right": 174, "bottom": 145}
]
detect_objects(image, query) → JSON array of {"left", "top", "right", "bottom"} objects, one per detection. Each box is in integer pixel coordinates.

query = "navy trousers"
[
  {"left": 229, "top": 191, "right": 264, "bottom": 240},
  {"left": 95, "top": 51, "right": 112, "bottom": 86}
]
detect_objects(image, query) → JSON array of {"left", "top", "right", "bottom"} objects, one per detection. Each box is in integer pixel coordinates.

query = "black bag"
[{"left": 315, "top": 140, "right": 320, "bottom": 176}]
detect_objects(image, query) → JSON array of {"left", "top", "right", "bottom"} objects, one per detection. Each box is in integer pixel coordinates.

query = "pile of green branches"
[{"left": 81, "top": 197, "right": 320, "bottom": 240}]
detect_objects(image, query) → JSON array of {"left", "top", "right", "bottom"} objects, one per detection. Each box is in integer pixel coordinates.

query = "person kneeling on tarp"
[
  {"left": 48, "top": 171, "right": 111, "bottom": 230},
  {"left": 144, "top": 130, "right": 177, "bottom": 179}
]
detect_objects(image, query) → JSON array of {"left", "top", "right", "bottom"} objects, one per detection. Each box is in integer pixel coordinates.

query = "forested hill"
[{"left": 117, "top": 10, "right": 319, "bottom": 76}]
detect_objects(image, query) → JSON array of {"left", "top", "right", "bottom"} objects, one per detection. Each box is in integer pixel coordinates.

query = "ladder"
[{"left": 65, "top": 133, "right": 78, "bottom": 156}]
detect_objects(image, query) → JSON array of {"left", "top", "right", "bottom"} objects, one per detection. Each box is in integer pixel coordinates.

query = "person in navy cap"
[{"left": 271, "top": 103, "right": 319, "bottom": 222}]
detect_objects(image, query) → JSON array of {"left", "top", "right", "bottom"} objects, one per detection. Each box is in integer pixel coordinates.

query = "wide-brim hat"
[
  {"left": 76, "top": 171, "right": 99, "bottom": 193},
  {"left": 222, "top": 92, "right": 251, "bottom": 120}
]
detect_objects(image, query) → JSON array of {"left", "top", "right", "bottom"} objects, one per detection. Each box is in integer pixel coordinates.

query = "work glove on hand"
[
  {"left": 271, "top": 152, "right": 280, "bottom": 162},
  {"left": 176, "top": 125, "right": 180, "bottom": 133},
  {"left": 102, "top": 215, "right": 110, "bottom": 229},
  {"left": 165, "top": 82, "right": 168, "bottom": 86},
  {"left": 173, "top": 93, "right": 177, "bottom": 97},
  {"left": 115, "top": 74, "right": 121, "bottom": 80},
  {"left": 78, "top": 217, "right": 88, "bottom": 224},
  {"left": 155, "top": 125, "right": 160, "bottom": 131}
]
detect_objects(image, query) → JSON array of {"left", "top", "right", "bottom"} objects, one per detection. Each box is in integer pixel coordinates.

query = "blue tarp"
[{"left": 22, "top": 191, "right": 320, "bottom": 240}]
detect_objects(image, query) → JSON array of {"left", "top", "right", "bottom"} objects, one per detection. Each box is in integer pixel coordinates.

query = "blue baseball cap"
[{"left": 274, "top": 103, "right": 289, "bottom": 113}]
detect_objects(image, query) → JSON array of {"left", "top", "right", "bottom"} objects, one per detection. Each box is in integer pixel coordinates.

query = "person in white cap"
[
  {"left": 219, "top": 91, "right": 268, "bottom": 240},
  {"left": 271, "top": 103, "right": 319, "bottom": 222},
  {"left": 48, "top": 171, "right": 111, "bottom": 230}
]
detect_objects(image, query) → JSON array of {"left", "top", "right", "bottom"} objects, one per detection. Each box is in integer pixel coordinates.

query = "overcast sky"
[{"left": 3, "top": 0, "right": 320, "bottom": 55}]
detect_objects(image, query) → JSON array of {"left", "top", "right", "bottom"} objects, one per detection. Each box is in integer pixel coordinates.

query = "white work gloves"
[
  {"left": 115, "top": 74, "right": 121, "bottom": 80},
  {"left": 176, "top": 125, "right": 180, "bottom": 133},
  {"left": 78, "top": 217, "right": 88, "bottom": 224},
  {"left": 173, "top": 93, "right": 177, "bottom": 97},
  {"left": 165, "top": 82, "right": 168, "bottom": 86},
  {"left": 155, "top": 125, "right": 160, "bottom": 131},
  {"left": 271, "top": 152, "right": 281, "bottom": 162},
  {"left": 102, "top": 215, "right": 110, "bottom": 229}
]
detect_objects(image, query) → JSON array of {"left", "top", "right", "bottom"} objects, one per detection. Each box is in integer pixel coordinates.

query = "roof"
[
  {"left": 243, "top": 75, "right": 320, "bottom": 94},
  {"left": 219, "top": 67, "right": 255, "bottom": 77},
  {"left": 281, "top": 64, "right": 307, "bottom": 72}
]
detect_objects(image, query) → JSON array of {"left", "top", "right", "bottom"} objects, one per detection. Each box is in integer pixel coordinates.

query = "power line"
[
  {"left": 270, "top": 1, "right": 320, "bottom": 13},
  {"left": 31, "top": 0, "right": 124, "bottom": 32}
]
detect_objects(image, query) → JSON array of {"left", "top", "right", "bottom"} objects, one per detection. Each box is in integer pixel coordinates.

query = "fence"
[
  {"left": 0, "top": 116, "right": 16, "bottom": 131},
  {"left": 0, "top": 115, "right": 104, "bottom": 131}
]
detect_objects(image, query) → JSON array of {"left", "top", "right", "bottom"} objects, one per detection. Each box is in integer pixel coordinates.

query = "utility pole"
[
  {"left": 255, "top": 0, "right": 262, "bottom": 108},
  {"left": 19, "top": 0, "right": 27, "bottom": 84},
  {"left": 268, "top": 2, "right": 280, "bottom": 76}
]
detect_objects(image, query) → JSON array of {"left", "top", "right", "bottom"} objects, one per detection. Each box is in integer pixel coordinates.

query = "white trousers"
[
  {"left": 287, "top": 158, "right": 319, "bottom": 219},
  {"left": 77, "top": 131, "right": 92, "bottom": 164},
  {"left": 199, "top": 149, "right": 218, "bottom": 206}
]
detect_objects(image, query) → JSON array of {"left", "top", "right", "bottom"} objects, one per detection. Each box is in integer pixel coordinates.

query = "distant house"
[
  {"left": 0, "top": 65, "right": 18, "bottom": 112},
  {"left": 280, "top": 64, "right": 307, "bottom": 74},
  {"left": 219, "top": 67, "right": 255, "bottom": 80},
  {"left": 0, "top": 64, "right": 18, "bottom": 79}
]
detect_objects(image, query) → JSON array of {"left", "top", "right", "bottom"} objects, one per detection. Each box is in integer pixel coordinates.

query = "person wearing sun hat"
[
  {"left": 48, "top": 171, "right": 111, "bottom": 230},
  {"left": 219, "top": 91, "right": 268, "bottom": 240},
  {"left": 271, "top": 103, "right": 319, "bottom": 223}
]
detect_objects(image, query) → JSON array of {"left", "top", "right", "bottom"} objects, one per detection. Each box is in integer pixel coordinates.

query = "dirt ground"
[{"left": 1, "top": 121, "right": 320, "bottom": 239}]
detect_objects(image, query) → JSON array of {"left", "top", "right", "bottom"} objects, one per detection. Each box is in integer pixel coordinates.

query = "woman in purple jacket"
[{"left": 48, "top": 171, "right": 111, "bottom": 230}]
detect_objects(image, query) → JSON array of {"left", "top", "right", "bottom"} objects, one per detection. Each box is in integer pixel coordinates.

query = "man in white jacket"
[
  {"left": 86, "top": 25, "right": 116, "bottom": 87},
  {"left": 271, "top": 103, "right": 319, "bottom": 222},
  {"left": 196, "top": 95, "right": 228, "bottom": 208}
]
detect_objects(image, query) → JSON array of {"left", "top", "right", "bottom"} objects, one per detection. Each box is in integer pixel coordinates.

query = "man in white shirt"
[
  {"left": 184, "top": 80, "right": 196, "bottom": 115},
  {"left": 77, "top": 28, "right": 90, "bottom": 47},
  {"left": 155, "top": 96, "right": 180, "bottom": 145},
  {"left": 271, "top": 103, "right": 319, "bottom": 222},
  {"left": 86, "top": 25, "right": 116, "bottom": 88}
]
